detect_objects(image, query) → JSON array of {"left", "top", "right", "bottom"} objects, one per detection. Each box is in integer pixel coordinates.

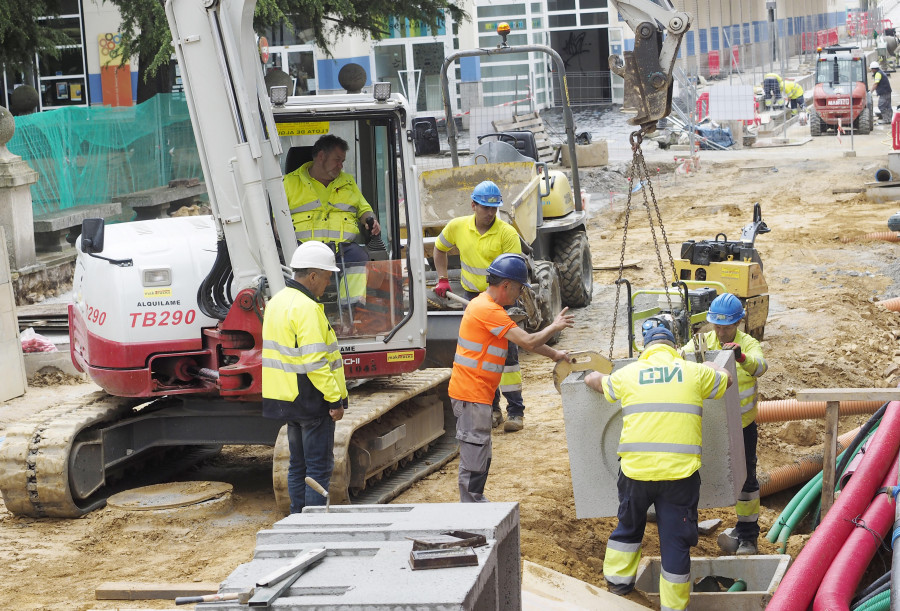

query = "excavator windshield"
[{"left": 275, "top": 113, "right": 411, "bottom": 341}]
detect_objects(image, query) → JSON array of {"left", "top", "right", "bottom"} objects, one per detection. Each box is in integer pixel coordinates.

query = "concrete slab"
[
  {"left": 200, "top": 503, "right": 521, "bottom": 610},
  {"left": 258, "top": 502, "right": 520, "bottom": 609},
  {"left": 522, "top": 561, "right": 647, "bottom": 610},
  {"left": 0, "top": 227, "right": 26, "bottom": 401},
  {"left": 561, "top": 350, "right": 745, "bottom": 518},
  {"left": 635, "top": 554, "right": 792, "bottom": 611}
]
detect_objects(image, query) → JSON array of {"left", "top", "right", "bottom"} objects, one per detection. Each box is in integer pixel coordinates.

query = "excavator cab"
[{"left": 274, "top": 113, "right": 411, "bottom": 344}]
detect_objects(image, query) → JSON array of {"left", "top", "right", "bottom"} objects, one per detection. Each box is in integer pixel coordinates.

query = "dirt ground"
[{"left": 5, "top": 123, "right": 900, "bottom": 609}]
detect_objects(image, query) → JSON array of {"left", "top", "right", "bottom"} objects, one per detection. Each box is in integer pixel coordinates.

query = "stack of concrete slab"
[
  {"left": 560, "top": 350, "right": 746, "bottom": 518},
  {"left": 202, "top": 502, "right": 521, "bottom": 610}
]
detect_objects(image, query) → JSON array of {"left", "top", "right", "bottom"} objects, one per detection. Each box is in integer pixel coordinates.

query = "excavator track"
[
  {"left": 0, "top": 392, "right": 222, "bottom": 518},
  {"left": 273, "top": 368, "right": 455, "bottom": 512},
  {"left": 0, "top": 391, "right": 138, "bottom": 517}
]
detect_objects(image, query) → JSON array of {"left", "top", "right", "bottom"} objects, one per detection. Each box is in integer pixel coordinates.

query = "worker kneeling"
[
  {"left": 584, "top": 325, "right": 733, "bottom": 610},
  {"left": 448, "top": 253, "right": 574, "bottom": 502}
]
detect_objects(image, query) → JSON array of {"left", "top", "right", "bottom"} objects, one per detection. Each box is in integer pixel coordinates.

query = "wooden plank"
[
  {"left": 594, "top": 260, "right": 642, "bottom": 271},
  {"left": 821, "top": 401, "right": 840, "bottom": 518},
  {"left": 95, "top": 582, "right": 220, "bottom": 600},
  {"left": 796, "top": 388, "right": 900, "bottom": 402}
]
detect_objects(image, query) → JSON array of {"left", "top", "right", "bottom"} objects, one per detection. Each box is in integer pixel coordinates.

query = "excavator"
[{"left": 0, "top": 0, "right": 689, "bottom": 518}]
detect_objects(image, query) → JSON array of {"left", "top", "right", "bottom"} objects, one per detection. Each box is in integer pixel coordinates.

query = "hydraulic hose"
[
  {"left": 813, "top": 451, "right": 900, "bottom": 610},
  {"left": 856, "top": 571, "right": 890, "bottom": 606},
  {"left": 766, "top": 401, "right": 900, "bottom": 611},
  {"left": 757, "top": 399, "right": 883, "bottom": 423}
]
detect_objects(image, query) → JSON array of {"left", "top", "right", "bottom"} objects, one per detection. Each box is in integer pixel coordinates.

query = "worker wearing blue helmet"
[
  {"left": 433, "top": 180, "right": 529, "bottom": 432},
  {"left": 682, "top": 292, "right": 769, "bottom": 556}
]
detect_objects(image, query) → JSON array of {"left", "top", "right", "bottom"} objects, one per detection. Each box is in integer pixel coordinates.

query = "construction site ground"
[{"left": 4, "top": 118, "right": 900, "bottom": 609}]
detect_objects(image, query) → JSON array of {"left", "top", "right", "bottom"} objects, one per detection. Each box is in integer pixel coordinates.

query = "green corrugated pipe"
[
  {"left": 727, "top": 579, "right": 747, "bottom": 592},
  {"left": 851, "top": 589, "right": 890, "bottom": 611}
]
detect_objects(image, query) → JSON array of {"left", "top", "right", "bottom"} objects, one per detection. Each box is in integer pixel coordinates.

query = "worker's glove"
[
  {"left": 722, "top": 342, "right": 746, "bottom": 363},
  {"left": 434, "top": 277, "right": 451, "bottom": 298}
]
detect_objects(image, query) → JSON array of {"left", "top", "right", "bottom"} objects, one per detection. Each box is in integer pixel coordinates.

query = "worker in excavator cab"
[
  {"left": 682, "top": 292, "right": 768, "bottom": 556},
  {"left": 583, "top": 324, "right": 732, "bottom": 611},
  {"left": 283, "top": 134, "right": 381, "bottom": 308},
  {"left": 762, "top": 72, "right": 784, "bottom": 109},
  {"left": 433, "top": 180, "right": 529, "bottom": 432},
  {"left": 783, "top": 80, "right": 805, "bottom": 115}
]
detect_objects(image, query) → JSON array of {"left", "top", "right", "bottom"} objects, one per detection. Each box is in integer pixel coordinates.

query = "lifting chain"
[{"left": 608, "top": 128, "right": 681, "bottom": 361}]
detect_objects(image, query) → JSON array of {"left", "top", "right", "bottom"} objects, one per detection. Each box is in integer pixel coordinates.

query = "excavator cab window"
[{"left": 275, "top": 115, "right": 411, "bottom": 340}]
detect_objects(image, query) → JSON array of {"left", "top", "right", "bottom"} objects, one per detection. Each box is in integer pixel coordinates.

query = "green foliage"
[
  {"left": 0, "top": 0, "right": 74, "bottom": 72},
  {"left": 106, "top": 0, "right": 466, "bottom": 84}
]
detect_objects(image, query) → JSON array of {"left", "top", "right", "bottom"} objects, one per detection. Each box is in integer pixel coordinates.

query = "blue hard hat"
[
  {"left": 487, "top": 253, "right": 531, "bottom": 287},
  {"left": 472, "top": 180, "right": 503, "bottom": 207},
  {"left": 707, "top": 293, "right": 745, "bottom": 325},
  {"left": 642, "top": 319, "right": 675, "bottom": 345}
]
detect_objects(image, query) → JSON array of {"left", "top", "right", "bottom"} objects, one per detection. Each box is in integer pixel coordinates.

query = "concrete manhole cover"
[{"left": 107, "top": 481, "right": 234, "bottom": 518}]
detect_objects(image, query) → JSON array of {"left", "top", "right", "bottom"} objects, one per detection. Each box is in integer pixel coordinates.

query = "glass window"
[
  {"left": 531, "top": 2, "right": 542, "bottom": 12},
  {"left": 483, "top": 64, "right": 530, "bottom": 78},
  {"left": 38, "top": 47, "right": 84, "bottom": 78},
  {"left": 548, "top": 14, "right": 577, "bottom": 27},
  {"left": 40, "top": 17, "right": 82, "bottom": 45},
  {"left": 531, "top": 18, "right": 543, "bottom": 29},
  {"left": 547, "top": 0, "right": 576, "bottom": 11},
  {"left": 479, "top": 33, "right": 528, "bottom": 47},
  {"left": 476, "top": 4, "right": 526, "bottom": 18},
  {"left": 580, "top": 12, "right": 608, "bottom": 26},
  {"left": 40, "top": 77, "right": 85, "bottom": 108},
  {"left": 59, "top": 0, "right": 80, "bottom": 15},
  {"left": 480, "top": 51, "right": 531, "bottom": 64},
  {"left": 580, "top": 0, "right": 607, "bottom": 8}
]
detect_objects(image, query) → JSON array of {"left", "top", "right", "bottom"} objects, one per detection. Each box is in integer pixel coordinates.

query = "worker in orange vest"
[{"left": 448, "top": 253, "right": 574, "bottom": 502}]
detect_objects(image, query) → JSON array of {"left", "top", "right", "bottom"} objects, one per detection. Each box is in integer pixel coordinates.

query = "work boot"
[
  {"left": 491, "top": 410, "right": 503, "bottom": 429},
  {"left": 717, "top": 528, "right": 739, "bottom": 554},
  {"left": 504, "top": 415, "right": 523, "bottom": 432},
  {"left": 736, "top": 540, "right": 759, "bottom": 556}
]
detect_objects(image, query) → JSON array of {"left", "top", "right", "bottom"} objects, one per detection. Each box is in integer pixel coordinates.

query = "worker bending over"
[
  {"left": 283, "top": 134, "right": 381, "bottom": 306},
  {"left": 584, "top": 325, "right": 732, "bottom": 611},
  {"left": 762, "top": 73, "right": 784, "bottom": 109},
  {"left": 684, "top": 293, "right": 768, "bottom": 556},
  {"left": 783, "top": 80, "right": 804, "bottom": 115},
  {"left": 449, "top": 253, "right": 574, "bottom": 502},
  {"left": 434, "top": 181, "right": 529, "bottom": 432},
  {"left": 261, "top": 241, "right": 348, "bottom": 513},
  {"left": 870, "top": 61, "right": 893, "bottom": 124}
]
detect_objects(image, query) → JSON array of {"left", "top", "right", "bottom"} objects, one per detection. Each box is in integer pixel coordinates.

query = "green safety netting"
[{"left": 7, "top": 93, "right": 202, "bottom": 216}]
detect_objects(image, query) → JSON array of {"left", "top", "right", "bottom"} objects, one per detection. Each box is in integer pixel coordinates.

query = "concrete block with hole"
[{"left": 561, "top": 350, "right": 746, "bottom": 518}]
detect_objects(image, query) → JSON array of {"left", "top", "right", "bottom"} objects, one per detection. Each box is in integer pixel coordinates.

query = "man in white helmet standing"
[
  {"left": 870, "top": 61, "right": 893, "bottom": 124},
  {"left": 262, "top": 241, "right": 348, "bottom": 513}
]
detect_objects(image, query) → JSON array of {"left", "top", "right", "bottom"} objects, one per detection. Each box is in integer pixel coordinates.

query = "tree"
[
  {"left": 106, "top": 0, "right": 466, "bottom": 103},
  {"left": 0, "top": 0, "right": 73, "bottom": 74}
]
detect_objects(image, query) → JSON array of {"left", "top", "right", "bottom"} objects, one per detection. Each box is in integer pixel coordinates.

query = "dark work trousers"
[
  {"left": 734, "top": 421, "right": 760, "bottom": 542},
  {"left": 286, "top": 416, "right": 336, "bottom": 514},
  {"left": 466, "top": 290, "right": 525, "bottom": 417},
  {"left": 609, "top": 469, "right": 700, "bottom": 591}
]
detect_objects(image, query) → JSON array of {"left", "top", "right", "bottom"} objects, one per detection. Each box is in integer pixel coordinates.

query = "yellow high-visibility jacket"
[
  {"left": 601, "top": 344, "right": 728, "bottom": 481},
  {"left": 262, "top": 281, "right": 347, "bottom": 420},
  {"left": 684, "top": 329, "right": 767, "bottom": 427},
  {"left": 434, "top": 215, "right": 522, "bottom": 293},
  {"left": 284, "top": 162, "right": 372, "bottom": 244}
]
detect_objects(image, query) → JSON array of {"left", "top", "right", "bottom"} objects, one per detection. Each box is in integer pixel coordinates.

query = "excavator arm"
[{"left": 608, "top": 0, "right": 692, "bottom": 131}]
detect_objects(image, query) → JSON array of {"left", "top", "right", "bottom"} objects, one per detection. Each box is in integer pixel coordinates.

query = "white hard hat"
[
  {"left": 289, "top": 241, "right": 339, "bottom": 271},
  {"left": 871, "top": 61, "right": 881, "bottom": 69}
]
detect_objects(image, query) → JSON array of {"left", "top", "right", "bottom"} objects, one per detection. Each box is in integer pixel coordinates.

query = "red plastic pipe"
[
  {"left": 766, "top": 401, "right": 900, "bottom": 610},
  {"left": 812, "top": 450, "right": 900, "bottom": 611}
]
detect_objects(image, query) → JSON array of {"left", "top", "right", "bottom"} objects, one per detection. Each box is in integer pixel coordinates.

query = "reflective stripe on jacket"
[
  {"left": 601, "top": 344, "right": 728, "bottom": 481},
  {"left": 434, "top": 215, "right": 522, "bottom": 293},
  {"left": 448, "top": 292, "right": 517, "bottom": 405},
  {"left": 283, "top": 162, "right": 372, "bottom": 244},
  {"left": 261, "top": 280, "right": 348, "bottom": 420},
  {"left": 687, "top": 329, "right": 768, "bottom": 427}
]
